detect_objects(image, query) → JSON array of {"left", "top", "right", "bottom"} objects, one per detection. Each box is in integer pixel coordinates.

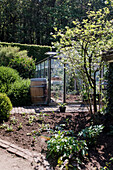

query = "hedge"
[{"left": 0, "top": 42, "right": 52, "bottom": 62}]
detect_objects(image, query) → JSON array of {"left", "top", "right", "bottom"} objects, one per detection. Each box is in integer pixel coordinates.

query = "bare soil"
[
  {"left": 0, "top": 111, "right": 113, "bottom": 169},
  {"left": 51, "top": 94, "right": 81, "bottom": 103},
  {"left": 66, "top": 94, "right": 81, "bottom": 103}
]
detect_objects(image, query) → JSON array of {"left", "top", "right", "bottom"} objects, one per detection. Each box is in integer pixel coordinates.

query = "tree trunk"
[{"left": 94, "top": 73, "right": 97, "bottom": 113}]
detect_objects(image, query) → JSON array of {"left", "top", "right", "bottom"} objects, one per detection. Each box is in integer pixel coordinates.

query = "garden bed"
[
  {"left": 51, "top": 94, "right": 81, "bottom": 103},
  {"left": 0, "top": 111, "right": 113, "bottom": 169}
]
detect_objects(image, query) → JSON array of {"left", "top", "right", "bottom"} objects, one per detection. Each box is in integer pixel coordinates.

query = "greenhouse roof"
[{"left": 36, "top": 51, "right": 64, "bottom": 64}]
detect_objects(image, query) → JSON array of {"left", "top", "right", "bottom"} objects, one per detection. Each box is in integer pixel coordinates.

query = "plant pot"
[{"left": 59, "top": 106, "right": 66, "bottom": 113}]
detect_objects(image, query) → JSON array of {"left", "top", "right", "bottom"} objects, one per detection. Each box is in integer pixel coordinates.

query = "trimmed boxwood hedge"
[{"left": 0, "top": 42, "right": 52, "bottom": 62}]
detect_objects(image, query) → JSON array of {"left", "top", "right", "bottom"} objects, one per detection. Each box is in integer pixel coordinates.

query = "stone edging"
[{"left": 0, "top": 138, "right": 52, "bottom": 170}]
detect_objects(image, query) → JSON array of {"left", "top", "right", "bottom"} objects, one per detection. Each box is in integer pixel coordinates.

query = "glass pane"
[
  {"left": 40, "top": 62, "right": 44, "bottom": 78},
  {"left": 35, "top": 64, "right": 41, "bottom": 78},
  {"left": 66, "top": 72, "right": 81, "bottom": 103},
  {"left": 45, "top": 60, "right": 48, "bottom": 78},
  {"left": 51, "top": 59, "right": 63, "bottom": 103}
]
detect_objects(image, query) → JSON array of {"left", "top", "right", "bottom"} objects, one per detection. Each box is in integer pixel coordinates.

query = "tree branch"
[{"left": 83, "top": 44, "right": 94, "bottom": 89}]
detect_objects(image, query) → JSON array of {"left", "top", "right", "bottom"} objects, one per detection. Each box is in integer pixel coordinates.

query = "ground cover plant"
[{"left": 0, "top": 111, "right": 113, "bottom": 169}]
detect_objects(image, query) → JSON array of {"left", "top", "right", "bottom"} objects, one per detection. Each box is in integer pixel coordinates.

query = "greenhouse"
[{"left": 35, "top": 52, "right": 80, "bottom": 105}]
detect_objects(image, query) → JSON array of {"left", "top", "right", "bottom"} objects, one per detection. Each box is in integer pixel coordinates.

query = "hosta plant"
[
  {"left": 78, "top": 124, "right": 104, "bottom": 145},
  {"left": 47, "top": 130, "right": 88, "bottom": 169}
]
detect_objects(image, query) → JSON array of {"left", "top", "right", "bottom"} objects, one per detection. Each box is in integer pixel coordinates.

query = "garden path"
[
  {"left": 11, "top": 104, "right": 88, "bottom": 114},
  {"left": 0, "top": 147, "right": 33, "bottom": 170}
]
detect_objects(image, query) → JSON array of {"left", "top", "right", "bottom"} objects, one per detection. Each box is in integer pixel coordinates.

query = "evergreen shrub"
[
  {"left": 0, "top": 93, "right": 12, "bottom": 121},
  {"left": 0, "top": 46, "right": 36, "bottom": 78},
  {"left": 9, "top": 50, "right": 36, "bottom": 78},
  {"left": 0, "top": 66, "right": 20, "bottom": 93},
  {"left": 8, "top": 79, "right": 31, "bottom": 107},
  {"left": 0, "top": 46, "right": 19, "bottom": 66}
]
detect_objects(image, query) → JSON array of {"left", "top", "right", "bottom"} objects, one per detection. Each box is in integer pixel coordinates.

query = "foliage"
[
  {"left": 0, "top": 66, "right": 20, "bottom": 94},
  {"left": 106, "top": 63, "right": 113, "bottom": 116},
  {"left": 100, "top": 157, "right": 113, "bottom": 170},
  {"left": 0, "top": 66, "right": 31, "bottom": 107},
  {"left": 0, "top": 46, "right": 36, "bottom": 78},
  {"left": 0, "top": 0, "right": 107, "bottom": 45},
  {"left": 0, "top": 46, "right": 19, "bottom": 66},
  {"left": 17, "top": 123, "right": 23, "bottom": 130},
  {"left": 53, "top": 6, "right": 113, "bottom": 114},
  {"left": 78, "top": 124, "right": 104, "bottom": 145},
  {"left": 8, "top": 79, "right": 31, "bottom": 107},
  {"left": 0, "top": 42, "right": 52, "bottom": 62},
  {"left": 47, "top": 130, "right": 88, "bottom": 169},
  {"left": 67, "top": 75, "right": 75, "bottom": 93},
  {"left": 0, "top": 93, "right": 12, "bottom": 121},
  {"left": 9, "top": 51, "right": 36, "bottom": 79},
  {"left": 10, "top": 116, "right": 18, "bottom": 125},
  {"left": 6, "top": 125, "right": 13, "bottom": 132},
  {"left": 0, "top": 121, "right": 7, "bottom": 129},
  {"left": 58, "top": 103, "right": 66, "bottom": 107}
]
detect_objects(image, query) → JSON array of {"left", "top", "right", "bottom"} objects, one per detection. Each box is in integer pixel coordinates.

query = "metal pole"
[
  {"left": 47, "top": 58, "right": 51, "bottom": 104},
  {"left": 40, "top": 63, "right": 41, "bottom": 77},
  {"left": 63, "top": 63, "right": 66, "bottom": 103},
  {"left": 44, "top": 61, "right": 45, "bottom": 77}
]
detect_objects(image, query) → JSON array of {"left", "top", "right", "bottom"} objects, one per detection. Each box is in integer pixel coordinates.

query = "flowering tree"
[{"left": 52, "top": 6, "right": 113, "bottom": 114}]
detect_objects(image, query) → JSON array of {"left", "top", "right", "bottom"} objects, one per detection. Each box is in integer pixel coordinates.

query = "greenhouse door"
[{"left": 51, "top": 59, "right": 64, "bottom": 103}]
